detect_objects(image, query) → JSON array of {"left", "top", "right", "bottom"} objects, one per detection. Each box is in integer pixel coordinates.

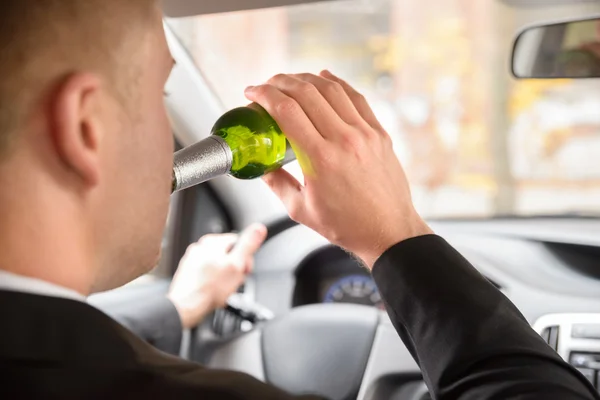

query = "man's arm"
[
  {"left": 373, "top": 235, "right": 599, "bottom": 399},
  {"left": 247, "top": 71, "right": 598, "bottom": 399}
]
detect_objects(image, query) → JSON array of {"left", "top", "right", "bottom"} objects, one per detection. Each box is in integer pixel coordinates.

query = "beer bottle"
[{"left": 172, "top": 103, "right": 295, "bottom": 193}]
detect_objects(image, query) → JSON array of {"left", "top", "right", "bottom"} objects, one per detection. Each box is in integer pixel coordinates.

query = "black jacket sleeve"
[
  {"left": 104, "top": 295, "right": 183, "bottom": 356},
  {"left": 372, "top": 234, "right": 599, "bottom": 400}
]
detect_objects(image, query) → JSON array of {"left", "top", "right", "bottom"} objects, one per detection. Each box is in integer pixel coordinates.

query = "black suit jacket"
[{"left": 0, "top": 235, "right": 597, "bottom": 399}]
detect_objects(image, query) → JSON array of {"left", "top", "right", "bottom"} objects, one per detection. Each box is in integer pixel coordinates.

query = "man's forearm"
[{"left": 372, "top": 234, "right": 598, "bottom": 399}]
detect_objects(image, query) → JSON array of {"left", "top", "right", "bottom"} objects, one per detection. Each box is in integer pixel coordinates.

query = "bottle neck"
[{"left": 172, "top": 136, "right": 233, "bottom": 193}]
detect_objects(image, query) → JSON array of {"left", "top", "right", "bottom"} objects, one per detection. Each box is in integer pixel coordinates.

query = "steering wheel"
[{"left": 203, "top": 303, "right": 424, "bottom": 400}]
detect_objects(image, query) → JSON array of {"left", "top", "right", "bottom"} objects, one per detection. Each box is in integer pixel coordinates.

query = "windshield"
[{"left": 167, "top": 0, "right": 600, "bottom": 219}]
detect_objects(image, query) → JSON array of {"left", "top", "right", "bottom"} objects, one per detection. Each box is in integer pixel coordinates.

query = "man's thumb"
[{"left": 230, "top": 224, "right": 267, "bottom": 262}]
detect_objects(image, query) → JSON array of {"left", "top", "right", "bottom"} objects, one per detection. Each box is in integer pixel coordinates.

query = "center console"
[{"left": 534, "top": 313, "right": 600, "bottom": 391}]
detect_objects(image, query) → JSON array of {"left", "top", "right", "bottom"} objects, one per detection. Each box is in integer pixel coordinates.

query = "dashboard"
[
  {"left": 254, "top": 218, "right": 600, "bottom": 319},
  {"left": 292, "top": 246, "right": 383, "bottom": 309}
]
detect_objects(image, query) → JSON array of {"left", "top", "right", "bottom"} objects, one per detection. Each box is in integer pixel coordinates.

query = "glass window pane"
[{"left": 168, "top": 0, "right": 600, "bottom": 218}]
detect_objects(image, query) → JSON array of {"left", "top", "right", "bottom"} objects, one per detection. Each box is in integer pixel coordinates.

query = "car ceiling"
[
  {"left": 162, "top": 0, "right": 335, "bottom": 17},
  {"left": 501, "top": 0, "right": 599, "bottom": 7},
  {"left": 162, "top": 0, "right": 600, "bottom": 17},
  {"left": 163, "top": 0, "right": 600, "bottom": 24}
]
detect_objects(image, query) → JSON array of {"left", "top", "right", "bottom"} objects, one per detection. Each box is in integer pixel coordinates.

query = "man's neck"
[
  {"left": 0, "top": 129, "right": 100, "bottom": 297},
  {"left": 0, "top": 192, "right": 94, "bottom": 297}
]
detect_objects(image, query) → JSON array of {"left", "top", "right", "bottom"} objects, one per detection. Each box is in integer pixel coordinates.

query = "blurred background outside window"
[{"left": 168, "top": 0, "right": 600, "bottom": 218}]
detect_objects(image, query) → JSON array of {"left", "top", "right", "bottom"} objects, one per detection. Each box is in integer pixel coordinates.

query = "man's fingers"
[
  {"left": 262, "top": 169, "right": 305, "bottom": 222},
  {"left": 265, "top": 74, "right": 347, "bottom": 140},
  {"left": 230, "top": 223, "right": 268, "bottom": 265},
  {"left": 245, "top": 84, "right": 325, "bottom": 155},
  {"left": 291, "top": 73, "right": 363, "bottom": 126},
  {"left": 319, "top": 70, "right": 385, "bottom": 133},
  {"left": 194, "top": 233, "right": 238, "bottom": 252}
]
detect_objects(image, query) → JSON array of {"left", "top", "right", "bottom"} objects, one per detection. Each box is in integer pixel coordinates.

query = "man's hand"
[
  {"left": 245, "top": 71, "right": 432, "bottom": 269},
  {"left": 167, "top": 224, "right": 267, "bottom": 330}
]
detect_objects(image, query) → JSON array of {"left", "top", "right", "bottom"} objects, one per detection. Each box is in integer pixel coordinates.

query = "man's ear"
[{"left": 50, "top": 73, "right": 104, "bottom": 187}]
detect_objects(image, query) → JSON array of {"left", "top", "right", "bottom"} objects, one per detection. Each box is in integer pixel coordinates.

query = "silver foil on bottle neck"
[{"left": 172, "top": 136, "right": 233, "bottom": 193}]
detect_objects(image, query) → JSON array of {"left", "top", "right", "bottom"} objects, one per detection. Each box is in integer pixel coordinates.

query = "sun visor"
[{"left": 162, "top": 0, "right": 335, "bottom": 17}]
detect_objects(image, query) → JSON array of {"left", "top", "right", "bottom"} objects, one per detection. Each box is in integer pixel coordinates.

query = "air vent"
[{"left": 540, "top": 325, "right": 560, "bottom": 351}]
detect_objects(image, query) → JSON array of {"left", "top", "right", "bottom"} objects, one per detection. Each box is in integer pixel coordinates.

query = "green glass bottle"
[
  {"left": 212, "top": 103, "right": 293, "bottom": 179},
  {"left": 172, "top": 103, "right": 296, "bottom": 192}
]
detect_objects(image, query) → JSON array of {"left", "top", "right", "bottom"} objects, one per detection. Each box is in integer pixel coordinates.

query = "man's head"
[{"left": 0, "top": 1, "right": 175, "bottom": 293}]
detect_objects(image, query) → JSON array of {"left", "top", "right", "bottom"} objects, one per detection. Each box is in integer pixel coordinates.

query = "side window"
[{"left": 168, "top": 2, "right": 600, "bottom": 219}]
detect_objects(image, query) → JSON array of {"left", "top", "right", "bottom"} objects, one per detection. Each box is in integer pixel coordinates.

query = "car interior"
[{"left": 90, "top": 0, "right": 600, "bottom": 399}]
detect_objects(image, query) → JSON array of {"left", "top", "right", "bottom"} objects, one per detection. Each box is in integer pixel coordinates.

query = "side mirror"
[{"left": 512, "top": 17, "right": 600, "bottom": 79}]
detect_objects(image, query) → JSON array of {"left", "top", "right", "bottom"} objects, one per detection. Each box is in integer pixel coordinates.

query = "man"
[{"left": 0, "top": 1, "right": 597, "bottom": 399}]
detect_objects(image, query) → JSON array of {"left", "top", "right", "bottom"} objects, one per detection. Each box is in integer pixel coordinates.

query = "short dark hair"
[{"left": 0, "top": 0, "right": 157, "bottom": 158}]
